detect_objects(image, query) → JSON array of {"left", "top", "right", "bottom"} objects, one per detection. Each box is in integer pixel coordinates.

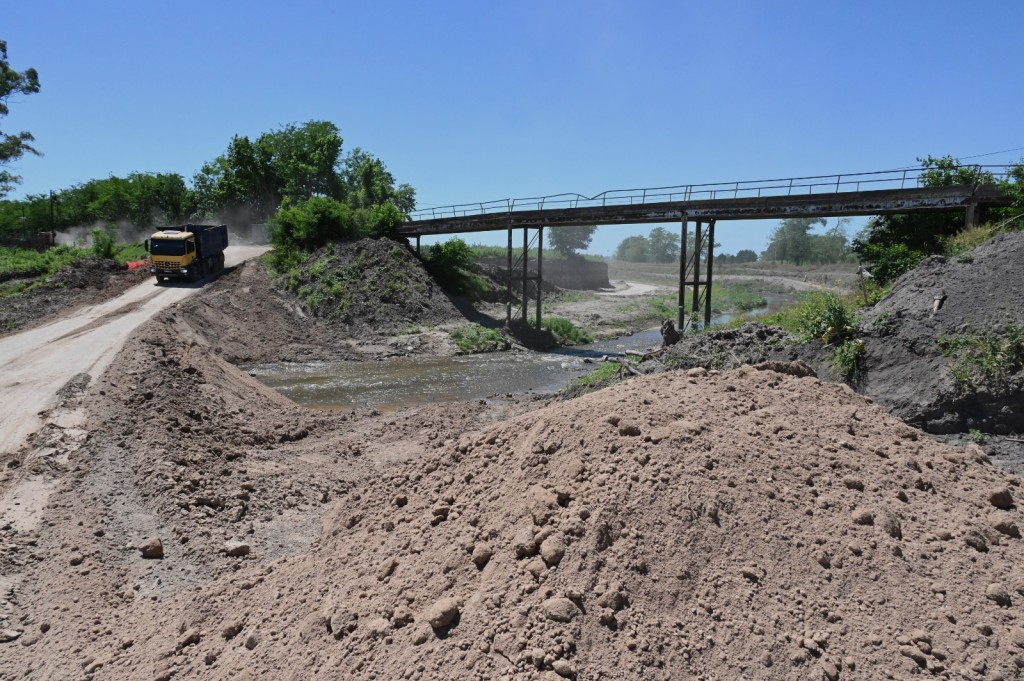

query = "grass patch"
[
  {"left": 1, "top": 243, "right": 148, "bottom": 299},
  {"left": 711, "top": 283, "right": 767, "bottom": 313},
  {"left": 564, "top": 361, "right": 623, "bottom": 394},
  {"left": 937, "top": 322, "right": 1024, "bottom": 394},
  {"left": 542, "top": 316, "right": 592, "bottom": 345},
  {"left": 451, "top": 324, "right": 506, "bottom": 353}
]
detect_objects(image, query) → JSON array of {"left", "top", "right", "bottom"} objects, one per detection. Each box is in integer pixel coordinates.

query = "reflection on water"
[{"left": 248, "top": 297, "right": 784, "bottom": 411}]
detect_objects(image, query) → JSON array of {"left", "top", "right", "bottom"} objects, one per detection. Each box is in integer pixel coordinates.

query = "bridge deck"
[{"left": 398, "top": 184, "right": 1011, "bottom": 236}]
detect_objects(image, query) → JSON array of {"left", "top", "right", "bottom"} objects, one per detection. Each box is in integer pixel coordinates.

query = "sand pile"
[{"left": 59, "top": 362, "right": 1024, "bottom": 680}]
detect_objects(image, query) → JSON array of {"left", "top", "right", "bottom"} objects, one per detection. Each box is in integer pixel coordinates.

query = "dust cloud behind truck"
[{"left": 145, "top": 224, "right": 229, "bottom": 283}]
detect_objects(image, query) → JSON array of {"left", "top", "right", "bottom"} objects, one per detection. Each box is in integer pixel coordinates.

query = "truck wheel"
[{"left": 217, "top": 253, "right": 225, "bottom": 271}]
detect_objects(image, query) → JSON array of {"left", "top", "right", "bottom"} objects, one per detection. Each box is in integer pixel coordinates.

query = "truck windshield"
[{"left": 150, "top": 240, "right": 187, "bottom": 256}]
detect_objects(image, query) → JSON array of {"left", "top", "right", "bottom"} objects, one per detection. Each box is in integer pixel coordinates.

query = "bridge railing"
[{"left": 408, "top": 165, "right": 1012, "bottom": 222}]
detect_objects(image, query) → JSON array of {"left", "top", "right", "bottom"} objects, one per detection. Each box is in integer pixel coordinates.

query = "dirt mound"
[
  {"left": 9, "top": 363, "right": 1020, "bottom": 680},
  {"left": 288, "top": 238, "right": 465, "bottom": 336},
  {"left": 856, "top": 231, "right": 1024, "bottom": 435},
  {"left": 173, "top": 240, "right": 471, "bottom": 364},
  {"left": 0, "top": 257, "right": 148, "bottom": 335}
]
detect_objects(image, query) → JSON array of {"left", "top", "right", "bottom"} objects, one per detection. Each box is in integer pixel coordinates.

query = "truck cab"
[{"left": 146, "top": 224, "right": 228, "bottom": 283}]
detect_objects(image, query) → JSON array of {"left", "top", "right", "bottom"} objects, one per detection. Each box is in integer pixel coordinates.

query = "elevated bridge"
[{"left": 398, "top": 167, "right": 1015, "bottom": 333}]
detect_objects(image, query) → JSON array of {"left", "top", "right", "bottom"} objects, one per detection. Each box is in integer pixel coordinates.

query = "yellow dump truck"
[{"left": 145, "top": 224, "right": 228, "bottom": 283}]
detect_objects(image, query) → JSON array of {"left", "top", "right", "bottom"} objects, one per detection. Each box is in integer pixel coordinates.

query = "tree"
[
  {"left": 548, "top": 225, "right": 596, "bottom": 258},
  {"left": 763, "top": 217, "right": 825, "bottom": 264},
  {"left": 735, "top": 249, "right": 758, "bottom": 263},
  {"left": 852, "top": 155, "right": 1000, "bottom": 282},
  {"left": 648, "top": 226, "right": 680, "bottom": 263},
  {"left": 1, "top": 40, "right": 41, "bottom": 197},
  {"left": 615, "top": 235, "right": 650, "bottom": 262}
]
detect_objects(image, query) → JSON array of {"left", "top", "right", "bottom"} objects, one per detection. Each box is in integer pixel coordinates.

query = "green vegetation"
[
  {"left": 1, "top": 40, "right": 41, "bottom": 198},
  {"left": 287, "top": 245, "right": 413, "bottom": 319},
  {"left": 762, "top": 217, "right": 853, "bottom": 266},
  {"left": 615, "top": 226, "right": 727, "bottom": 264},
  {"left": 0, "top": 242, "right": 144, "bottom": 298},
  {"left": 854, "top": 155, "right": 1024, "bottom": 284},
  {"left": 451, "top": 324, "right": 505, "bottom": 353},
  {"left": 423, "top": 238, "right": 490, "bottom": 299},
  {"left": 542, "top": 316, "right": 592, "bottom": 345},
  {"left": 969, "top": 428, "right": 986, "bottom": 445},
  {"left": 564, "top": 361, "right": 622, "bottom": 393},
  {"left": 465, "top": 243, "right": 604, "bottom": 263},
  {"left": 645, "top": 283, "right": 767, "bottom": 322},
  {"left": 937, "top": 322, "right": 1024, "bottom": 394},
  {"left": 547, "top": 225, "right": 597, "bottom": 258}
]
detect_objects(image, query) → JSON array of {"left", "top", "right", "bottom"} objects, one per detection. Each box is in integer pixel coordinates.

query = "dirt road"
[{"left": 0, "top": 245, "right": 268, "bottom": 456}]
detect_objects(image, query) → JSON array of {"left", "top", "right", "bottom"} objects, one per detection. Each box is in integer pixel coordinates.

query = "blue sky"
[{"left": 4, "top": 0, "right": 1023, "bottom": 255}]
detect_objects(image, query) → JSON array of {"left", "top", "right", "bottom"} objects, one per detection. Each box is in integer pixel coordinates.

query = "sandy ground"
[
  {"left": 1, "top": 248, "right": 1022, "bottom": 679},
  {"left": 0, "top": 246, "right": 268, "bottom": 458}
]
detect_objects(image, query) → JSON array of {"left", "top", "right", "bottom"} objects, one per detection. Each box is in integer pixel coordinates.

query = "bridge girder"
[{"left": 398, "top": 184, "right": 1011, "bottom": 236}]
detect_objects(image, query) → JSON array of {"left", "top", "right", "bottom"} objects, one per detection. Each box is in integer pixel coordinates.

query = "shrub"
[
  {"left": 542, "top": 316, "right": 592, "bottom": 345},
  {"left": 938, "top": 322, "right": 1024, "bottom": 393},
  {"left": 855, "top": 242, "right": 926, "bottom": 284},
  {"left": 944, "top": 223, "right": 997, "bottom": 257},
  {"left": 91, "top": 228, "right": 117, "bottom": 259},
  {"left": 425, "top": 238, "right": 489, "bottom": 299},
  {"left": 451, "top": 324, "right": 505, "bottom": 353}
]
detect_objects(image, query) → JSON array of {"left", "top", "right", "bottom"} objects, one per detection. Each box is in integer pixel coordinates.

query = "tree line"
[{"left": 615, "top": 226, "right": 756, "bottom": 264}]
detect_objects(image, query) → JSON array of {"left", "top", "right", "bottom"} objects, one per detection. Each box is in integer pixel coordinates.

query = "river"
[{"left": 246, "top": 295, "right": 786, "bottom": 412}]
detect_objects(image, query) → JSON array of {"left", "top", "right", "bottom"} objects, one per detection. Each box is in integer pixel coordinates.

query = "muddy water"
[{"left": 249, "top": 296, "right": 787, "bottom": 411}]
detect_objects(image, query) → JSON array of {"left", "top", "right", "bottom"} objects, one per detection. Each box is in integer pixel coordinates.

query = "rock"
[
  {"left": 542, "top": 597, "right": 579, "bottom": 622},
  {"left": 989, "top": 488, "right": 1014, "bottom": 510},
  {"left": 329, "top": 609, "right": 357, "bottom": 639},
  {"left": 985, "top": 583, "right": 1011, "bottom": 607},
  {"left": 139, "top": 537, "right": 164, "bottom": 559},
  {"left": 224, "top": 540, "right": 250, "bottom": 557},
  {"left": 0, "top": 630, "right": 22, "bottom": 643},
  {"left": 540, "top": 534, "right": 566, "bottom": 566},
  {"left": 471, "top": 543, "right": 493, "bottom": 569},
  {"left": 821, "top": 659, "right": 840, "bottom": 681},
  {"left": 552, "top": 659, "right": 574, "bottom": 677},
  {"left": 376, "top": 557, "right": 398, "bottom": 580},
  {"left": 878, "top": 512, "right": 902, "bottom": 540},
  {"left": 964, "top": 530, "right": 989, "bottom": 553},
  {"left": 989, "top": 514, "right": 1021, "bottom": 538},
  {"left": 177, "top": 629, "right": 201, "bottom": 649},
  {"left": 899, "top": 645, "right": 927, "bottom": 666},
  {"left": 363, "top": 617, "right": 391, "bottom": 640},
  {"left": 513, "top": 526, "right": 538, "bottom": 559},
  {"left": 244, "top": 634, "right": 258, "bottom": 650},
  {"left": 425, "top": 598, "right": 459, "bottom": 629},
  {"left": 851, "top": 509, "right": 874, "bottom": 526},
  {"left": 222, "top": 621, "right": 243, "bottom": 640}
]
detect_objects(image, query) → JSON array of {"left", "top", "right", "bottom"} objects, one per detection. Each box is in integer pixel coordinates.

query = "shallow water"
[{"left": 248, "top": 296, "right": 787, "bottom": 411}]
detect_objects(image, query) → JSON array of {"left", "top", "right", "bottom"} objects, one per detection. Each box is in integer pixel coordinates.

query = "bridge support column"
[
  {"left": 415, "top": 235, "right": 420, "bottom": 255},
  {"left": 692, "top": 220, "right": 702, "bottom": 319},
  {"left": 678, "top": 217, "right": 688, "bottom": 330},
  {"left": 704, "top": 220, "right": 716, "bottom": 327},
  {"left": 536, "top": 226, "right": 543, "bottom": 331},
  {"left": 506, "top": 223, "right": 513, "bottom": 327},
  {"left": 522, "top": 228, "right": 529, "bottom": 327}
]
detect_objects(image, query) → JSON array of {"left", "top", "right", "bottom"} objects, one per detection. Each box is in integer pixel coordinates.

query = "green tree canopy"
[
  {"left": 852, "top": 155, "right": 1003, "bottom": 282},
  {"left": 1, "top": 40, "right": 41, "bottom": 197},
  {"left": 615, "top": 235, "right": 650, "bottom": 262},
  {"left": 548, "top": 225, "right": 596, "bottom": 258},
  {"left": 763, "top": 217, "right": 825, "bottom": 265},
  {"left": 648, "top": 226, "right": 679, "bottom": 263}
]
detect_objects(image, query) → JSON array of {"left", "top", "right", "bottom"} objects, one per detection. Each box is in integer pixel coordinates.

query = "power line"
[{"left": 959, "top": 145, "right": 1024, "bottom": 160}]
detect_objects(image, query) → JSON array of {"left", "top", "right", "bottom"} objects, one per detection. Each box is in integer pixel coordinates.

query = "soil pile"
[
  {"left": 856, "top": 231, "right": 1024, "bottom": 435},
  {"left": 0, "top": 257, "right": 148, "bottom": 335},
  {"left": 174, "top": 238, "right": 472, "bottom": 364},
  {"left": 661, "top": 232, "right": 1024, "bottom": 442},
  {"left": 8, "top": 361, "right": 1024, "bottom": 679},
  {"left": 288, "top": 238, "right": 465, "bottom": 336}
]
